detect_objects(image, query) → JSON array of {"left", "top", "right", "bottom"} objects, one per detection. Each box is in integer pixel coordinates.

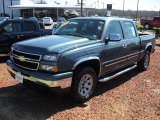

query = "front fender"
[{"left": 72, "top": 56, "right": 100, "bottom": 70}]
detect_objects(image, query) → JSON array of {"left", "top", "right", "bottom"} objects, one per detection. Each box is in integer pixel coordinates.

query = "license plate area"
[{"left": 15, "top": 72, "right": 23, "bottom": 83}]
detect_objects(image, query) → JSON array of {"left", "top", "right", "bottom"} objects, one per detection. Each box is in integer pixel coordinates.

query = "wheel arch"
[
  {"left": 145, "top": 43, "right": 152, "bottom": 53},
  {"left": 72, "top": 56, "right": 101, "bottom": 77}
]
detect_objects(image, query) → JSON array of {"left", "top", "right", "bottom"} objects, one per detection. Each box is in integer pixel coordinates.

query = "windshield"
[{"left": 54, "top": 19, "right": 105, "bottom": 40}]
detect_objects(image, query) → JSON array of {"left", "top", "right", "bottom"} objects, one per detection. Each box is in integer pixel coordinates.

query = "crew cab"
[
  {"left": 140, "top": 16, "right": 160, "bottom": 29},
  {"left": 7, "top": 17, "right": 155, "bottom": 102},
  {"left": 0, "top": 19, "right": 52, "bottom": 55}
]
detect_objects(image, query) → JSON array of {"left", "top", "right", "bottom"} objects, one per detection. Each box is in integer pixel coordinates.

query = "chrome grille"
[
  {"left": 12, "top": 49, "right": 41, "bottom": 70},
  {"left": 13, "top": 49, "right": 41, "bottom": 61}
]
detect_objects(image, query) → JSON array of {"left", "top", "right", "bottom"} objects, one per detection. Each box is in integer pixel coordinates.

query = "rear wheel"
[
  {"left": 71, "top": 67, "right": 97, "bottom": 103},
  {"left": 137, "top": 51, "right": 150, "bottom": 71}
]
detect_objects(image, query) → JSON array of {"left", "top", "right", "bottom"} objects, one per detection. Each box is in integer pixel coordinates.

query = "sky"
[{"left": 44, "top": 0, "right": 160, "bottom": 11}]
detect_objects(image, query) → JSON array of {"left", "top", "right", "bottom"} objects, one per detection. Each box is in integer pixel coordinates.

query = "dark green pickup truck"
[{"left": 7, "top": 17, "right": 155, "bottom": 102}]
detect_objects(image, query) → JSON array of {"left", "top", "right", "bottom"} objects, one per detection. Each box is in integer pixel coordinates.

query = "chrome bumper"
[{"left": 7, "top": 66, "right": 72, "bottom": 89}]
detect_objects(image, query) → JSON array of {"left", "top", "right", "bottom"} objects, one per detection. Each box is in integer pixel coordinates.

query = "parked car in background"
[
  {"left": 43, "top": 17, "right": 53, "bottom": 25},
  {"left": 0, "top": 17, "right": 9, "bottom": 21},
  {"left": 140, "top": 16, "right": 160, "bottom": 29},
  {"left": 7, "top": 17, "right": 155, "bottom": 103},
  {"left": 0, "top": 19, "right": 52, "bottom": 55}
]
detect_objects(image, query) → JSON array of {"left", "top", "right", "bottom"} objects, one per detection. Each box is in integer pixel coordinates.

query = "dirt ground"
[{"left": 0, "top": 39, "right": 160, "bottom": 120}]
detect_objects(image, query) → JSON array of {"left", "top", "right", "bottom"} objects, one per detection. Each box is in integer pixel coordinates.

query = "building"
[{"left": 0, "top": 0, "right": 94, "bottom": 20}]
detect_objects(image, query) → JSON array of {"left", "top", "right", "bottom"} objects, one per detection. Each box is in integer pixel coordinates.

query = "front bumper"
[{"left": 7, "top": 60, "right": 73, "bottom": 90}]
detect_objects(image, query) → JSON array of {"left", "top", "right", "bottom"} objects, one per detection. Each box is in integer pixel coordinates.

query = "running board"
[{"left": 99, "top": 65, "right": 137, "bottom": 82}]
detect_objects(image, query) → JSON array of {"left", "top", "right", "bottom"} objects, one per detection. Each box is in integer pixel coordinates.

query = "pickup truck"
[
  {"left": 0, "top": 19, "right": 52, "bottom": 55},
  {"left": 7, "top": 17, "right": 155, "bottom": 102},
  {"left": 140, "top": 16, "right": 160, "bottom": 29}
]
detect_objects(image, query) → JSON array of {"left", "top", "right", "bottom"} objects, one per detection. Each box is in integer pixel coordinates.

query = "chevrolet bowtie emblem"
[{"left": 18, "top": 56, "right": 25, "bottom": 62}]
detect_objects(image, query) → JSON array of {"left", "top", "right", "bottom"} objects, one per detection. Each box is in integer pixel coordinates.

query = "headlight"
[
  {"left": 40, "top": 64, "right": 58, "bottom": 72},
  {"left": 10, "top": 46, "right": 14, "bottom": 56},
  {"left": 43, "top": 55, "right": 59, "bottom": 61}
]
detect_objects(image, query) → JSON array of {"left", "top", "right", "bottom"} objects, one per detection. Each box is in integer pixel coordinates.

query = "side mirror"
[
  {"left": 105, "top": 34, "right": 121, "bottom": 42},
  {"left": 0, "top": 28, "right": 6, "bottom": 34}
]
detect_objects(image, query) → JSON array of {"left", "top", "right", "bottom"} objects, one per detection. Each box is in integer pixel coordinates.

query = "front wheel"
[
  {"left": 70, "top": 67, "right": 97, "bottom": 103},
  {"left": 144, "top": 24, "right": 150, "bottom": 29},
  {"left": 137, "top": 51, "right": 150, "bottom": 71}
]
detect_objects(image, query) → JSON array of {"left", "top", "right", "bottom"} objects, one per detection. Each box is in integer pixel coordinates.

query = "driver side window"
[
  {"left": 3, "top": 22, "right": 22, "bottom": 33},
  {"left": 4, "top": 23, "right": 12, "bottom": 32},
  {"left": 107, "top": 21, "right": 123, "bottom": 39}
]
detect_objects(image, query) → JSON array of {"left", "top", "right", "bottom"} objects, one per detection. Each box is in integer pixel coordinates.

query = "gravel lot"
[{"left": 0, "top": 39, "right": 160, "bottom": 120}]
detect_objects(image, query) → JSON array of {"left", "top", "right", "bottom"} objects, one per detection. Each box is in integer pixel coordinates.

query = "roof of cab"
[
  {"left": 3, "top": 19, "right": 37, "bottom": 22},
  {"left": 70, "top": 17, "right": 132, "bottom": 22}
]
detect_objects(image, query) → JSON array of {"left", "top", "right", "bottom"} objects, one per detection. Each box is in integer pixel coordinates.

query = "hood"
[{"left": 13, "top": 35, "right": 96, "bottom": 54}]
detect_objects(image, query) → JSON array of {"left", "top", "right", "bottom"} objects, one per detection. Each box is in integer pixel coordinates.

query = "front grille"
[
  {"left": 12, "top": 49, "right": 41, "bottom": 70},
  {"left": 13, "top": 49, "right": 40, "bottom": 61},
  {"left": 13, "top": 57, "right": 39, "bottom": 70}
]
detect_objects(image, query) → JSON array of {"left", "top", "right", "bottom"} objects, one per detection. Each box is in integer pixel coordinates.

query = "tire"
[
  {"left": 70, "top": 66, "right": 98, "bottom": 103},
  {"left": 144, "top": 23, "right": 150, "bottom": 29},
  {"left": 137, "top": 51, "right": 150, "bottom": 71}
]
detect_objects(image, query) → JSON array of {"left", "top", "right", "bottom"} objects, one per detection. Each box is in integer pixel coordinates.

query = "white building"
[{"left": 0, "top": 0, "right": 94, "bottom": 19}]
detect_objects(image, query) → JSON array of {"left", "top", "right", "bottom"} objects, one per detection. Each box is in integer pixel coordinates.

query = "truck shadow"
[
  {"left": 95, "top": 69, "right": 140, "bottom": 96},
  {"left": 0, "top": 69, "right": 140, "bottom": 120},
  {"left": 156, "top": 43, "right": 160, "bottom": 47},
  {"left": 0, "top": 56, "right": 9, "bottom": 64}
]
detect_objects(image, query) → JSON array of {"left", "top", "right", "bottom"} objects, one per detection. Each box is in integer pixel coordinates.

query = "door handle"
[
  {"left": 123, "top": 43, "right": 128, "bottom": 48},
  {"left": 18, "top": 35, "right": 24, "bottom": 39}
]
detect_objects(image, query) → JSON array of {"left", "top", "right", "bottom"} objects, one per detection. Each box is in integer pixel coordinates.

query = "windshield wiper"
[
  {"left": 54, "top": 33, "right": 61, "bottom": 35},
  {"left": 64, "top": 34, "right": 84, "bottom": 38},
  {"left": 54, "top": 33, "right": 90, "bottom": 39}
]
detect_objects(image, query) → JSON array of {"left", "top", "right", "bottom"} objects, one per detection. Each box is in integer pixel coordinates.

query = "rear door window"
[
  {"left": 154, "top": 17, "right": 160, "bottom": 21},
  {"left": 24, "top": 21, "right": 36, "bottom": 32},
  {"left": 122, "top": 21, "right": 137, "bottom": 39}
]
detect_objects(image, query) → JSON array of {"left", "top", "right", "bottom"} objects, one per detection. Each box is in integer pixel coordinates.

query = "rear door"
[
  {"left": 121, "top": 21, "right": 141, "bottom": 64},
  {"left": 22, "top": 21, "right": 41, "bottom": 40}
]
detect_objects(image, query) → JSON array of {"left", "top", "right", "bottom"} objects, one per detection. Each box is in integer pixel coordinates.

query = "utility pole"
[
  {"left": 123, "top": 0, "right": 125, "bottom": 13},
  {"left": 81, "top": 0, "right": 83, "bottom": 17},
  {"left": 2, "top": 0, "right": 5, "bottom": 15},
  {"left": 102, "top": 2, "right": 104, "bottom": 9},
  {"left": 136, "top": 0, "right": 139, "bottom": 21},
  {"left": 97, "top": 1, "right": 99, "bottom": 9},
  {"left": 11, "top": 0, "right": 13, "bottom": 18}
]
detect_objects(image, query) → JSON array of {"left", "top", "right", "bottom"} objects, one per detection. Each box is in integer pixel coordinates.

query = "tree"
[{"left": 35, "top": 0, "right": 47, "bottom": 4}]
